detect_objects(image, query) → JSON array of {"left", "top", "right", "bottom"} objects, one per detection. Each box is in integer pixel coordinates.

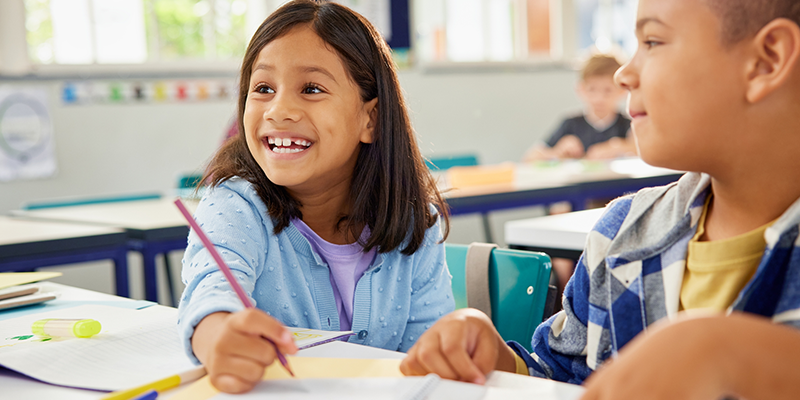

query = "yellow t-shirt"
[
  {"left": 514, "top": 352, "right": 529, "bottom": 375},
  {"left": 513, "top": 197, "right": 775, "bottom": 375},
  {"left": 679, "top": 197, "right": 773, "bottom": 311}
]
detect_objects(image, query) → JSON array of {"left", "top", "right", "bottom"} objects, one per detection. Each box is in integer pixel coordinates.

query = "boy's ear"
[
  {"left": 745, "top": 18, "right": 800, "bottom": 103},
  {"left": 359, "top": 98, "right": 378, "bottom": 144}
]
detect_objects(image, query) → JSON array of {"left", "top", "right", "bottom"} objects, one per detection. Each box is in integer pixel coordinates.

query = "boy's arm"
[
  {"left": 508, "top": 252, "right": 600, "bottom": 384},
  {"left": 514, "top": 199, "right": 634, "bottom": 384},
  {"left": 580, "top": 313, "right": 800, "bottom": 400},
  {"left": 524, "top": 119, "right": 575, "bottom": 161},
  {"left": 585, "top": 132, "right": 637, "bottom": 159}
]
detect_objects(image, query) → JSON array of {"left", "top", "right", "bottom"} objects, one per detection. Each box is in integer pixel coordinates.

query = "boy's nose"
[{"left": 614, "top": 63, "right": 638, "bottom": 91}]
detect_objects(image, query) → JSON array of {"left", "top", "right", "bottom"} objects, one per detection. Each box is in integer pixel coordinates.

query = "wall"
[
  {"left": 1, "top": 67, "right": 581, "bottom": 213},
  {"left": 1, "top": 66, "right": 582, "bottom": 301}
]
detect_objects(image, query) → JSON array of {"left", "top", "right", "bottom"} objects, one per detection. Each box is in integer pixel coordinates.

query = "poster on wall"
[{"left": 0, "top": 87, "right": 57, "bottom": 182}]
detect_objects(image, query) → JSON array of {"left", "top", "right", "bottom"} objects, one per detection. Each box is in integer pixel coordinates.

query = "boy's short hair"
[
  {"left": 704, "top": 0, "right": 800, "bottom": 45},
  {"left": 581, "top": 54, "right": 622, "bottom": 81}
]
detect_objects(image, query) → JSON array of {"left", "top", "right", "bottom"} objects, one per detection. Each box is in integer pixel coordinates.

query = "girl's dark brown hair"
[{"left": 203, "top": 0, "right": 448, "bottom": 255}]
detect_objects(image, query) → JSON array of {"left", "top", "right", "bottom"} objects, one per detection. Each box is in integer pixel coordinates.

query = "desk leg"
[
  {"left": 141, "top": 247, "right": 160, "bottom": 303},
  {"left": 480, "top": 213, "right": 494, "bottom": 243},
  {"left": 569, "top": 199, "right": 586, "bottom": 211},
  {"left": 112, "top": 248, "right": 130, "bottom": 298},
  {"left": 163, "top": 253, "right": 177, "bottom": 307}
]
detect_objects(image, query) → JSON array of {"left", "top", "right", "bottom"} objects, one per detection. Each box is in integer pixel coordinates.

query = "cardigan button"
[{"left": 357, "top": 330, "right": 369, "bottom": 340}]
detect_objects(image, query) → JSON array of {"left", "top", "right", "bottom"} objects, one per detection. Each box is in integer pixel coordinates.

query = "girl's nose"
[{"left": 265, "top": 92, "right": 302, "bottom": 122}]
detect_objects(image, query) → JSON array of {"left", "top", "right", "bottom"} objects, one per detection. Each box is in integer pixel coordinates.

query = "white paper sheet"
[
  {"left": 211, "top": 376, "right": 487, "bottom": 400},
  {"left": 287, "top": 327, "right": 354, "bottom": 349},
  {"left": 0, "top": 304, "right": 196, "bottom": 391}
]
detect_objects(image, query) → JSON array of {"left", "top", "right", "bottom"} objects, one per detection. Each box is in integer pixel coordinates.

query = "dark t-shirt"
[{"left": 545, "top": 113, "right": 631, "bottom": 150}]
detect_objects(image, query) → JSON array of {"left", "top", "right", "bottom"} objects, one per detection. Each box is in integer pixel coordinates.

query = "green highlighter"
[{"left": 31, "top": 318, "right": 102, "bottom": 338}]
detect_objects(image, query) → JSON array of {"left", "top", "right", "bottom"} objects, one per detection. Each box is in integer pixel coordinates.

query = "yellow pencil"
[{"left": 100, "top": 366, "right": 206, "bottom": 400}]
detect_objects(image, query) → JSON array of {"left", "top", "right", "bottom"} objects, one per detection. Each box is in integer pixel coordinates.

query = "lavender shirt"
[{"left": 292, "top": 219, "right": 376, "bottom": 331}]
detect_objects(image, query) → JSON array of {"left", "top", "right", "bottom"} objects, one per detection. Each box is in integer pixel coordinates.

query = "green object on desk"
[
  {"left": 31, "top": 318, "right": 101, "bottom": 338},
  {"left": 447, "top": 243, "right": 552, "bottom": 352}
]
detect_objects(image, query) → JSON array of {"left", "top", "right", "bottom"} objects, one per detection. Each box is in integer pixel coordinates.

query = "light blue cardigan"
[{"left": 177, "top": 178, "right": 454, "bottom": 363}]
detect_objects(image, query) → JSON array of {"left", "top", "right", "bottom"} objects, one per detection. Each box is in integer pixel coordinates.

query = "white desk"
[
  {"left": 2, "top": 283, "right": 583, "bottom": 400},
  {"left": 505, "top": 208, "right": 605, "bottom": 260},
  {"left": 0, "top": 217, "right": 130, "bottom": 296},
  {"left": 12, "top": 199, "right": 199, "bottom": 304}
]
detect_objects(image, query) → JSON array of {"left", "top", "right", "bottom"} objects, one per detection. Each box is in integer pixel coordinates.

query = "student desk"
[
  {"left": 11, "top": 199, "right": 198, "bottom": 304},
  {"left": 505, "top": 208, "right": 605, "bottom": 260},
  {"left": 445, "top": 158, "right": 682, "bottom": 216},
  {"left": 443, "top": 158, "right": 679, "bottom": 242},
  {"left": 0, "top": 217, "right": 129, "bottom": 297},
  {"left": 3, "top": 283, "right": 585, "bottom": 400}
]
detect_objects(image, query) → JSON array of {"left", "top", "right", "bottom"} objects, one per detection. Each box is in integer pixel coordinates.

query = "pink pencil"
[{"left": 174, "top": 198, "right": 294, "bottom": 377}]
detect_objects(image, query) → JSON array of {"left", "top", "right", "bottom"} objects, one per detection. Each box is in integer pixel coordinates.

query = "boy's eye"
[
  {"left": 643, "top": 40, "right": 662, "bottom": 49},
  {"left": 302, "top": 84, "right": 323, "bottom": 94},
  {"left": 254, "top": 84, "right": 274, "bottom": 94}
]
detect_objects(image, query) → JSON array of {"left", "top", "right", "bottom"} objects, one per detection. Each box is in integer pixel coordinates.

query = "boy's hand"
[
  {"left": 579, "top": 315, "right": 726, "bottom": 400},
  {"left": 191, "top": 309, "right": 298, "bottom": 393},
  {"left": 399, "top": 308, "right": 517, "bottom": 384},
  {"left": 553, "top": 135, "right": 585, "bottom": 159},
  {"left": 581, "top": 314, "right": 800, "bottom": 400}
]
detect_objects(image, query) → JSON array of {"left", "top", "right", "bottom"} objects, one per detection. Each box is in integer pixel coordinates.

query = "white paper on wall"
[{"left": 0, "top": 87, "right": 57, "bottom": 182}]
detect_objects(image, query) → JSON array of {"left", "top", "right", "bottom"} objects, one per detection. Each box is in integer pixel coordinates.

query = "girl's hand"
[
  {"left": 191, "top": 309, "right": 298, "bottom": 393},
  {"left": 399, "top": 308, "right": 517, "bottom": 384}
]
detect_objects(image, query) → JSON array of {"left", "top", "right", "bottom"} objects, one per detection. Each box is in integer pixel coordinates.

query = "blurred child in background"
[{"left": 524, "top": 54, "right": 634, "bottom": 161}]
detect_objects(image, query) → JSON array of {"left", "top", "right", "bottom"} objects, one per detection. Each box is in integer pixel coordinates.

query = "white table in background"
[
  {"left": 505, "top": 208, "right": 605, "bottom": 260},
  {"left": 11, "top": 199, "right": 198, "bottom": 304},
  {"left": 0, "top": 216, "right": 129, "bottom": 296}
]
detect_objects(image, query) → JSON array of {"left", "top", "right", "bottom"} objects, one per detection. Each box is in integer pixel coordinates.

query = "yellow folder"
[{"left": 169, "top": 357, "right": 403, "bottom": 400}]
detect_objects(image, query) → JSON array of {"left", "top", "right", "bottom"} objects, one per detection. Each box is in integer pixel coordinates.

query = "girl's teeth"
[
  {"left": 271, "top": 147, "right": 303, "bottom": 154},
  {"left": 268, "top": 137, "right": 312, "bottom": 148}
]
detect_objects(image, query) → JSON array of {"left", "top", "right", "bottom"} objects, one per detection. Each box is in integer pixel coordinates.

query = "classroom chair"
[
  {"left": 446, "top": 243, "right": 555, "bottom": 352},
  {"left": 176, "top": 173, "right": 205, "bottom": 199},
  {"left": 425, "top": 154, "right": 480, "bottom": 171}
]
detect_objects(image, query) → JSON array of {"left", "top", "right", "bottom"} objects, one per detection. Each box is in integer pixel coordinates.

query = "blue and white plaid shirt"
[{"left": 511, "top": 172, "right": 800, "bottom": 384}]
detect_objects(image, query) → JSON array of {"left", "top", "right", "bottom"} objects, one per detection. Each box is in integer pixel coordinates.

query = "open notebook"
[
  {"left": 212, "top": 375, "right": 487, "bottom": 400},
  {"left": 171, "top": 357, "right": 585, "bottom": 400}
]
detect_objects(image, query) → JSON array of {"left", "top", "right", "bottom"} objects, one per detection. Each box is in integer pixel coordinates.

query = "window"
[
  {"left": 414, "top": 0, "right": 554, "bottom": 64},
  {"left": 413, "top": 0, "right": 639, "bottom": 66},
  {"left": 577, "top": 0, "right": 638, "bottom": 56},
  {"left": 25, "top": 0, "right": 251, "bottom": 65}
]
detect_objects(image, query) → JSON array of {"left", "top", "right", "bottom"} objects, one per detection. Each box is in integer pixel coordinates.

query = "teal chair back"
[
  {"left": 176, "top": 173, "right": 205, "bottom": 199},
  {"left": 426, "top": 154, "right": 479, "bottom": 171},
  {"left": 446, "top": 243, "right": 552, "bottom": 352}
]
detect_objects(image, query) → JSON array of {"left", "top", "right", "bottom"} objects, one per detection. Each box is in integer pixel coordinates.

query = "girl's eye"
[
  {"left": 254, "top": 84, "right": 274, "bottom": 94},
  {"left": 302, "top": 84, "right": 323, "bottom": 94}
]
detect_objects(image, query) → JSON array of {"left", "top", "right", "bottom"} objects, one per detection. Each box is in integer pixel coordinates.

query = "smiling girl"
[{"left": 177, "top": 0, "right": 453, "bottom": 393}]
